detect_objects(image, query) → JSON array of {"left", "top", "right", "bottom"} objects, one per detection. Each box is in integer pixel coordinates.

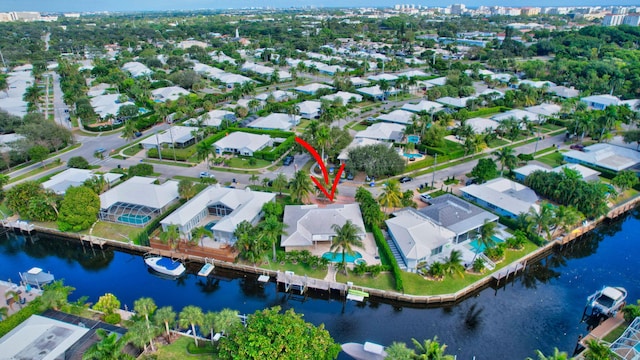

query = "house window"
[
  {"left": 208, "top": 203, "right": 233, "bottom": 217},
  {"left": 431, "top": 246, "right": 443, "bottom": 256}
]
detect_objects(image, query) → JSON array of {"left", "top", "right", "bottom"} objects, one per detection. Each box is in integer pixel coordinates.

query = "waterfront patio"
[
  {"left": 1, "top": 280, "right": 42, "bottom": 317},
  {"left": 304, "top": 233, "right": 381, "bottom": 266}
]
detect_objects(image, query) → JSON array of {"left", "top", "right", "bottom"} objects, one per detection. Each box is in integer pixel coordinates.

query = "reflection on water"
[{"left": 0, "top": 211, "right": 638, "bottom": 360}]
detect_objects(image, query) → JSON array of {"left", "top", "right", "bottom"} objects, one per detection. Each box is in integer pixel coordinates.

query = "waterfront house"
[
  {"left": 213, "top": 132, "right": 273, "bottom": 156},
  {"left": 161, "top": 185, "right": 275, "bottom": 244},
  {"left": 417, "top": 194, "right": 499, "bottom": 244},
  {"left": 355, "top": 122, "right": 405, "bottom": 143},
  {"left": 386, "top": 208, "right": 456, "bottom": 272},
  {"left": 99, "top": 177, "right": 179, "bottom": 227},
  {"left": 151, "top": 86, "right": 190, "bottom": 103},
  {"left": 42, "top": 168, "right": 122, "bottom": 195},
  {"left": 514, "top": 163, "right": 601, "bottom": 182},
  {"left": 563, "top": 143, "right": 640, "bottom": 172},
  {"left": 280, "top": 204, "right": 366, "bottom": 252},
  {"left": 247, "top": 113, "right": 300, "bottom": 131},
  {"left": 460, "top": 178, "right": 540, "bottom": 218}
]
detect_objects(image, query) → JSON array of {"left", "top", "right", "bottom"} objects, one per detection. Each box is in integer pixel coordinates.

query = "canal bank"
[
  {"left": 1, "top": 209, "right": 639, "bottom": 359},
  {"left": 10, "top": 193, "right": 639, "bottom": 308}
]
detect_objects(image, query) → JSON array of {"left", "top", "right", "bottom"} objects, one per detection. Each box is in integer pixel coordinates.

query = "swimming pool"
[
  {"left": 407, "top": 135, "right": 420, "bottom": 144},
  {"left": 403, "top": 153, "right": 424, "bottom": 160},
  {"left": 322, "top": 251, "right": 363, "bottom": 263},
  {"left": 117, "top": 214, "right": 151, "bottom": 226},
  {"left": 204, "top": 221, "right": 218, "bottom": 232},
  {"left": 469, "top": 235, "right": 504, "bottom": 253}
]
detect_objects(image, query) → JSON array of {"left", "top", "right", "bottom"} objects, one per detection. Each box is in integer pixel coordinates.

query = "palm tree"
[
  {"left": 473, "top": 220, "right": 497, "bottom": 261},
  {"left": 191, "top": 226, "right": 213, "bottom": 247},
  {"left": 127, "top": 318, "right": 160, "bottom": 353},
  {"left": 159, "top": 224, "right": 181, "bottom": 249},
  {"left": 121, "top": 121, "right": 137, "bottom": 142},
  {"left": 528, "top": 348, "right": 569, "bottom": 360},
  {"left": 260, "top": 215, "right": 288, "bottom": 262},
  {"left": 214, "top": 308, "right": 241, "bottom": 336},
  {"left": 179, "top": 305, "right": 205, "bottom": 347},
  {"left": 5, "top": 290, "right": 20, "bottom": 310},
  {"left": 330, "top": 220, "right": 364, "bottom": 275},
  {"left": 583, "top": 339, "right": 616, "bottom": 360},
  {"left": 493, "top": 146, "right": 517, "bottom": 176},
  {"left": 0, "top": 306, "right": 8, "bottom": 320},
  {"left": 249, "top": 174, "right": 259, "bottom": 186},
  {"left": 154, "top": 306, "right": 176, "bottom": 339},
  {"left": 290, "top": 170, "right": 314, "bottom": 204},
  {"left": 134, "top": 297, "right": 157, "bottom": 328},
  {"left": 378, "top": 180, "right": 403, "bottom": 212},
  {"left": 411, "top": 336, "right": 454, "bottom": 360},
  {"left": 83, "top": 329, "right": 131, "bottom": 360},
  {"left": 443, "top": 250, "right": 465, "bottom": 278},
  {"left": 316, "top": 124, "right": 331, "bottom": 165},
  {"left": 196, "top": 141, "right": 213, "bottom": 169},
  {"left": 273, "top": 173, "right": 288, "bottom": 195},
  {"left": 528, "top": 204, "right": 555, "bottom": 241},
  {"left": 39, "top": 280, "right": 75, "bottom": 311},
  {"left": 203, "top": 311, "right": 217, "bottom": 344}
]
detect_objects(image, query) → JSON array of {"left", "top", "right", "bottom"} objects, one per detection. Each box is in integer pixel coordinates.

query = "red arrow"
[{"left": 295, "top": 137, "right": 344, "bottom": 202}]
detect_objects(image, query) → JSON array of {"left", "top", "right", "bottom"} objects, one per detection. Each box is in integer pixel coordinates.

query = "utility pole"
[
  {"left": 0, "top": 49, "right": 6, "bottom": 70},
  {"left": 431, "top": 153, "right": 438, "bottom": 188},
  {"left": 155, "top": 132, "right": 162, "bottom": 161}
]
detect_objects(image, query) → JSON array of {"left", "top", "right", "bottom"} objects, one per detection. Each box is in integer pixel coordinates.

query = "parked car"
[
  {"left": 283, "top": 155, "right": 294, "bottom": 166},
  {"left": 465, "top": 178, "right": 477, "bottom": 186},
  {"left": 134, "top": 131, "right": 142, "bottom": 138},
  {"left": 570, "top": 144, "right": 585, "bottom": 151},
  {"left": 199, "top": 172, "right": 215, "bottom": 178},
  {"left": 419, "top": 194, "right": 432, "bottom": 203},
  {"left": 346, "top": 173, "right": 354, "bottom": 180},
  {"left": 399, "top": 176, "right": 412, "bottom": 183}
]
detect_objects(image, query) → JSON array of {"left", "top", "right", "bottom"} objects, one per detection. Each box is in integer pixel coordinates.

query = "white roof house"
[
  {"left": 425, "top": 76, "right": 447, "bottom": 86},
  {"left": 525, "top": 103, "right": 562, "bottom": 119},
  {"left": 214, "top": 72, "right": 254, "bottom": 85},
  {"left": 563, "top": 143, "right": 640, "bottom": 172},
  {"left": 321, "top": 91, "right": 363, "bottom": 105},
  {"left": 248, "top": 113, "right": 300, "bottom": 131},
  {"left": 338, "top": 138, "right": 391, "bottom": 163},
  {"left": 357, "top": 85, "right": 395, "bottom": 100},
  {"left": 621, "top": 99, "right": 640, "bottom": 112},
  {"left": 436, "top": 96, "right": 474, "bottom": 108},
  {"left": 139, "top": 126, "right": 198, "bottom": 149},
  {"left": 296, "top": 100, "right": 322, "bottom": 119},
  {"left": 294, "top": 83, "right": 333, "bottom": 95},
  {"left": 213, "top": 132, "right": 273, "bottom": 156},
  {"left": 241, "top": 62, "right": 291, "bottom": 80},
  {"left": 397, "top": 70, "right": 428, "bottom": 78},
  {"left": 0, "top": 70, "right": 32, "bottom": 117},
  {"left": 491, "top": 109, "right": 540, "bottom": 122},
  {"left": 386, "top": 208, "right": 456, "bottom": 272},
  {"left": 209, "top": 51, "right": 237, "bottom": 64},
  {"left": 42, "top": 168, "right": 94, "bottom": 195},
  {"left": 513, "top": 164, "right": 550, "bottom": 181},
  {"left": 255, "top": 90, "right": 296, "bottom": 102},
  {"left": 367, "top": 73, "right": 399, "bottom": 82},
  {"left": 461, "top": 178, "right": 540, "bottom": 218},
  {"left": 193, "top": 63, "right": 226, "bottom": 78},
  {"left": 518, "top": 80, "right": 556, "bottom": 88},
  {"left": 514, "top": 163, "right": 601, "bottom": 182},
  {"left": 280, "top": 204, "right": 366, "bottom": 251},
  {"left": 355, "top": 122, "right": 405, "bottom": 143},
  {"left": 161, "top": 185, "right": 275, "bottom": 243},
  {"left": 401, "top": 100, "right": 443, "bottom": 114},
  {"left": 99, "top": 177, "right": 179, "bottom": 226},
  {"left": 184, "top": 110, "right": 235, "bottom": 128},
  {"left": 376, "top": 109, "right": 415, "bottom": 125},
  {"left": 548, "top": 86, "right": 580, "bottom": 99},
  {"left": 178, "top": 40, "right": 208, "bottom": 49},
  {"left": 89, "top": 94, "right": 136, "bottom": 119},
  {"left": 581, "top": 94, "right": 621, "bottom": 110},
  {"left": 151, "top": 86, "right": 190, "bottom": 103},
  {"left": 350, "top": 77, "right": 370, "bottom": 87},
  {"left": 87, "top": 83, "right": 110, "bottom": 97},
  {"left": 121, "top": 61, "right": 152, "bottom": 77},
  {"left": 0, "top": 315, "right": 90, "bottom": 360},
  {"left": 465, "top": 117, "right": 500, "bottom": 134}
]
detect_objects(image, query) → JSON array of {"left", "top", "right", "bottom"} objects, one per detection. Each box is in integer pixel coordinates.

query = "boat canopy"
[{"left": 364, "top": 342, "right": 385, "bottom": 355}]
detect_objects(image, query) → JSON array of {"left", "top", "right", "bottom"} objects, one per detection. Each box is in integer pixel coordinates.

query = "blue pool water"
[
  {"left": 204, "top": 221, "right": 218, "bottom": 232},
  {"left": 117, "top": 214, "right": 151, "bottom": 225},
  {"left": 322, "top": 251, "right": 362, "bottom": 263},
  {"left": 403, "top": 153, "right": 423, "bottom": 159},
  {"left": 139, "top": 108, "right": 149, "bottom": 114},
  {"left": 407, "top": 135, "right": 420, "bottom": 144},
  {"left": 470, "top": 235, "right": 504, "bottom": 253}
]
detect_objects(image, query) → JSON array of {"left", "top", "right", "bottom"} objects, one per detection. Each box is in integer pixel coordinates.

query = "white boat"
[
  {"left": 341, "top": 342, "right": 387, "bottom": 360},
  {"left": 144, "top": 256, "right": 186, "bottom": 278},
  {"left": 586, "top": 286, "right": 627, "bottom": 316},
  {"left": 198, "top": 263, "right": 214, "bottom": 277}
]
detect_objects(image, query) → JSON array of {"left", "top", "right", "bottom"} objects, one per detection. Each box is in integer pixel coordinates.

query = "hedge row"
[
  {"left": 372, "top": 225, "right": 404, "bottom": 292},
  {"left": 147, "top": 146, "right": 197, "bottom": 162},
  {"left": 0, "top": 300, "right": 41, "bottom": 338},
  {"left": 134, "top": 200, "right": 188, "bottom": 246},
  {"left": 466, "top": 106, "right": 511, "bottom": 118},
  {"left": 253, "top": 136, "right": 295, "bottom": 161}
]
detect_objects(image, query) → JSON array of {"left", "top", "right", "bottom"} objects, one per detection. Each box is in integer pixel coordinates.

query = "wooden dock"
[
  {"left": 1, "top": 219, "right": 35, "bottom": 233},
  {"left": 492, "top": 262, "right": 525, "bottom": 286},
  {"left": 276, "top": 271, "right": 347, "bottom": 295}
]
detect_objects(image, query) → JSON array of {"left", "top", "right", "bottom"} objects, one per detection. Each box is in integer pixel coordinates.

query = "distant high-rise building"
[
  {"left": 611, "top": 7, "right": 628, "bottom": 15},
  {"left": 623, "top": 13, "right": 640, "bottom": 26},
  {"left": 521, "top": 7, "right": 541, "bottom": 16},
  {"left": 450, "top": 4, "right": 466, "bottom": 15},
  {"left": 602, "top": 13, "right": 625, "bottom": 26}
]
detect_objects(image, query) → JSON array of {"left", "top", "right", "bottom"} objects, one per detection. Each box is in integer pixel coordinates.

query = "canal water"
[{"left": 1, "top": 211, "right": 639, "bottom": 360}]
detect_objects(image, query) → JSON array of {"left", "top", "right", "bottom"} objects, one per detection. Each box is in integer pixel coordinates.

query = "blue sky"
[{"left": 0, "top": 0, "right": 636, "bottom": 12}]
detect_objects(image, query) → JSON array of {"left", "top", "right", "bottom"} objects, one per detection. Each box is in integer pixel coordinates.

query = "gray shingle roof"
[
  {"left": 281, "top": 204, "right": 366, "bottom": 247},
  {"left": 417, "top": 194, "right": 498, "bottom": 236}
]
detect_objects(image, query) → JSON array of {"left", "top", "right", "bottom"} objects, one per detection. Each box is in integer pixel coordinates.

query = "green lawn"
[
  {"left": 225, "top": 157, "right": 272, "bottom": 169},
  {"left": 151, "top": 336, "right": 215, "bottom": 360},
  {"left": 486, "top": 138, "right": 510, "bottom": 148},
  {"left": 351, "top": 123, "right": 368, "bottom": 131},
  {"left": 77, "top": 221, "right": 142, "bottom": 242},
  {"left": 536, "top": 151, "right": 565, "bottom": 167},
  {"left": 602, "top": 321, "right": 630, "bottom": 343},
  {"left": 260, "top": 261, "right": 328, "bottom": 280},
  {"left": 336, "top": 271, "right": 396, "bottom": 289},
  {"left": 123, "top": 146, "right": 143, "bottom": 156},
  {"left": 540, "top": 123, "right": 562, "bottom": 131}
]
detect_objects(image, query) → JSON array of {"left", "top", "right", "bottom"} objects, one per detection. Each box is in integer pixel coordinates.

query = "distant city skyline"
[{"left": 0, "top": 0, "right": 638, "bottom": 13}]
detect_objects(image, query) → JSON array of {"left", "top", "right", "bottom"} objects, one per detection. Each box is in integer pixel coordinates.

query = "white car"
[
  {"left": 199, "top": 172, "right": 215, "bottom": 178},
  {"left": 419, "top": 194, "right": 432, "bottom": 203}
]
